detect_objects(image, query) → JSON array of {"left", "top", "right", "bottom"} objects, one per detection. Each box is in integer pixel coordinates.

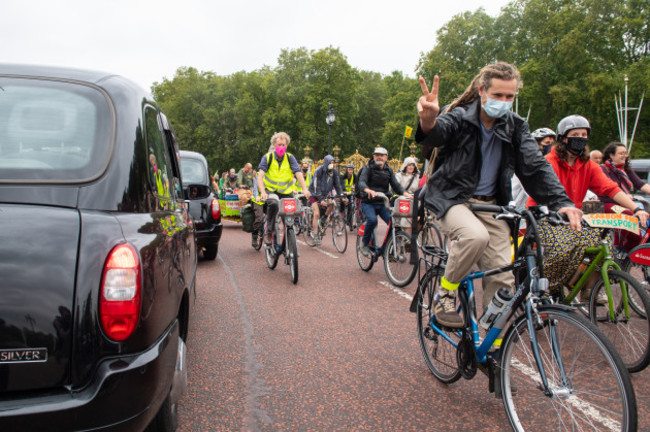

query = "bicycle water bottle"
[{"left": 479, "top": 287, "right": 513, "bottom": 330}]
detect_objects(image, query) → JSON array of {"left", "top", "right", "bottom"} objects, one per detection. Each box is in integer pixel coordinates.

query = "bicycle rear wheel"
[
  {"left": 287, "top": 228, "right": 299, "bottom": 284},
  {"left": 589, "top": 269, "right": 650, "bottom": 372},
  {"left": 384, "top": 230, "right": 417, "bottom": 287},
  {"left": 302, "top": 208, "right": 318, "bottom": 247},
  {"left": 265, "top": 218, "right": 280, "bottom": 270},
  {"left": 416, "top": 267, "right": 462, "bottom": 383},
  {"left": 500, "top": 307, "right": 636, "bottom": 432},
  {"left": 332, "top": 216, "right": 348, "bottom": 253},
  {"left": 356, "top": 232, "right": 374, "bottom": 271}
]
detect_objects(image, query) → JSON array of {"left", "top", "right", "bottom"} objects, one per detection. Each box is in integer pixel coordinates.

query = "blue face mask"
[{"left": 482, "top": 96, "right": 513, "bottom": 119}]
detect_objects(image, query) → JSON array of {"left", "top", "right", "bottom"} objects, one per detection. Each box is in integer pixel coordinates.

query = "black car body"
[
  {"left": 0, "top": 64, "right": 197, "bottom": 431},
  {"left": 179, "top": 150, "right": 222, "bottom": 260}
]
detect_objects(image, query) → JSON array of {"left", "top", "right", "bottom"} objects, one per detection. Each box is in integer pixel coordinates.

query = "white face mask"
[{"left": 327, "top": 163, "right": 334, "bottom": 170}]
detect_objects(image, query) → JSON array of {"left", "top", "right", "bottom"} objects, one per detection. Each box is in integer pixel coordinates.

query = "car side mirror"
[{"left": 185, "top": 184, "right": 210, "bottom": 200}]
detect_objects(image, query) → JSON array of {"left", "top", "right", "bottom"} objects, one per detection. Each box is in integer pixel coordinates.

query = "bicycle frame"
[
  {"left": 422, "top": 207, "right": 571, "bottom": 394},
  {"left": 562, "top": 236, "right": 629, "bottom": 321},
  {"left": 361, "top": 216, "right": 397, "bottom": 258},
  {"left": 427, "top": 258, "right": 529, "bottom": 363}
]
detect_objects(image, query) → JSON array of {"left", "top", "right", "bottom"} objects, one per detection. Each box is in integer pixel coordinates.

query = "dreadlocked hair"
[{"left": 445, "top": 62, "right": 522, "bottom": 113}]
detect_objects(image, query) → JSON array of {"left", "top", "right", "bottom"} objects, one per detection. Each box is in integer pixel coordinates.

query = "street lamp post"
[{"left": 326, "top": 102, "right": 335, "bottom": 155}]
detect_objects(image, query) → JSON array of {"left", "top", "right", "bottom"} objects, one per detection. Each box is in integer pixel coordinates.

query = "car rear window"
[
  {"left": 0, "top": 77, "right": 113, "bottom": 183},
  {"left": 181, "top": 157, "right": 208, "bottom": 185}
]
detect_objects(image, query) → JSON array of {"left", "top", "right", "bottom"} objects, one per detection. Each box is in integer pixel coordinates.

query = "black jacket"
[
  {"left": 415, "top": 99, "right": 573, "bottom": 218},
  {"left": 358, "top": 159, "right": 404, "bottom": 204}
]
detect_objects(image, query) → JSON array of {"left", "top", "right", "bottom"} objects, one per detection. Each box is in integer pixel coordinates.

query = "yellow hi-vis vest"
[
  {"left": 263, "top": 152, "right": 294, "bottom": 194},
  {"left": 344, "top": 174, "right": 354, "bottom": 193}
]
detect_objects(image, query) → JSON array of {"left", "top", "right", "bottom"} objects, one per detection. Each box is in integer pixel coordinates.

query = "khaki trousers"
[{"left": 437, "top": 198, "right": 513, "bottom": 309}]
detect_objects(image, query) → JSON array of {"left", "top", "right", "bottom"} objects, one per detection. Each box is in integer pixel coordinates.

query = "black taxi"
[{"left": 0, "top": 64, "right": 197, "bottom": 431}]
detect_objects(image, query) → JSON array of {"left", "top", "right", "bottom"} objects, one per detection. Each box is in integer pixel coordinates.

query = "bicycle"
[
  {"left": 292, "top": 194, "right": 311, "bottom": 236},
  {"left": 342, "top": 192, "right": 356, "bottom": 232},
  {"left": 263, "top": 194, "right": 301, "bottom": 284},
  {"left": 416, "top": 207, "right": 447, "bottom": 252},
  {"left": 252, "top": 219, "right": 264, "bottom": 251},
  {"left": 411, "top": 205, "right": 637, "bottom": 431},
  {"left": 356, "top": 192, "right": 417, "bottom": 287},
  {"left": 303, "top": 196, "right": 348, "bottom": 253},
  {"left": 549, "top": 212, "right": 650, "bottom": 372}
]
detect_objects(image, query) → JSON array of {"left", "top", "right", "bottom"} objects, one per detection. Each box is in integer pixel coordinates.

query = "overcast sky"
[{"left": 2, "top": 0, "right": 512, "bottom": 91}]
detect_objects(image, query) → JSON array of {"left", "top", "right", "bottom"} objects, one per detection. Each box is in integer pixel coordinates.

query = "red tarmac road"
[{"left": 178, "top": 220, "right": 650, "bottom": 431}]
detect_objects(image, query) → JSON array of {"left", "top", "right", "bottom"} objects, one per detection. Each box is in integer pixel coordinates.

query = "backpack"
[{"left": 241, "top": 204, "right": 255, "bottom": 233}]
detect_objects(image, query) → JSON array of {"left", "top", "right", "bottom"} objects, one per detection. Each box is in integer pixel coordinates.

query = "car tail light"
[
  {"left": 211, "top": 198, "right": 220, "bottom": 220},
  {"left": 100, "top": 244, "right": 141, "bottom": 341}
]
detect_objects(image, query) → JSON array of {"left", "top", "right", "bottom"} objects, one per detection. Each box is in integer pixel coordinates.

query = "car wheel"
[
  {"left": 145, "top": 390, "right": 178, "bottom": 432},
  {"left": 203, "top": 244, "right": 218, "bottom": 260}
]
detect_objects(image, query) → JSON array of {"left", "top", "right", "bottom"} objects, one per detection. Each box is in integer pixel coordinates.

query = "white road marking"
[
  {"left": 380, "top": 280, "right": 413, "bottom": 301},
  {"left": 297, "top": 240, "right": 339, "bottom": 259}
]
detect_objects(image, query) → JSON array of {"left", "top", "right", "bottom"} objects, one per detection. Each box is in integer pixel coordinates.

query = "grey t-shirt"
[{"left": 474, "top": 122, "right": 503, "bottom": 196}]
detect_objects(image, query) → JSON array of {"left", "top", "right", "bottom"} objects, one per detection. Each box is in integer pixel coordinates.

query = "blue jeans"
[{"left": 361, "top": 202, "right": 391, "bottom": 246}]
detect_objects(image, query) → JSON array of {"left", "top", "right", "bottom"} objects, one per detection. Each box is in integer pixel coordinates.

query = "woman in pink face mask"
[{"left": 256, "top": 132, "right": 311, "bottom": 245}]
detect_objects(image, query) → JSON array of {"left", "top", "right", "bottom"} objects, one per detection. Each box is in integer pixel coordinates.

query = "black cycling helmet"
[
  {"left": 557, "top": 115, "right": 591, "bottom": 137},
  {"left": 531, "top": 127, "right": 556, "bottom": 141}
]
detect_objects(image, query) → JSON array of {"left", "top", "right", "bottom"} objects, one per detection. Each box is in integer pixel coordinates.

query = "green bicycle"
[{"left": 550, "top": 213, "right": 650, "bottom": 372}]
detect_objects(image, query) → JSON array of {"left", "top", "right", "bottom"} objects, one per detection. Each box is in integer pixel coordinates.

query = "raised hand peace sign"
[{"left": 417, "top": 75, "right": 440, "bottom": 134}]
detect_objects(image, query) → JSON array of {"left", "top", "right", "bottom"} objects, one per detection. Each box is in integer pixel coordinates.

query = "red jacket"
[{"left": 527, "top": 147, "right": 621, "bottom": 209}]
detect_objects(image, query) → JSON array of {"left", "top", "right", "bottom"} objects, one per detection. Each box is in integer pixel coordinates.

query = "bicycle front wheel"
[
  {"left": 417, "top": 221, "right": 444, "bottom": 250},
  {"left": 332, "top": 216, "right": 348, "bottom": 253},
  {"left": 384, "top": 230, "right": 417, "bottom": 287},
  {"left": 500, "top": 307, "right": 637, "bottom": 432},
  {"left": 356, "top": 233, "right": 374, "bottom": 271},
  {"left": 287, "top": 228, "right": 299, "bottom": 284},
  {"left": 416, "top": 267, "right": 462, "bottom": 383},
  {"left": 589, "top": 269, "right": 650, "bottom": 372}
]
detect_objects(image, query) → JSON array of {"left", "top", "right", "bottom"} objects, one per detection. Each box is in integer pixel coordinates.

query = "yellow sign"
[
  {"left": 404, "top": 126, "right": 413, "bottom": 138},
  {"left": 582, "top": 213, "right": 639, "bottom": 234}
]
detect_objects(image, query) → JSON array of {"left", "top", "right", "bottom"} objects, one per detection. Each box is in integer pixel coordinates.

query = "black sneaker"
[{"left": 434, "top": 293, "right": 463, "bottom": 328}]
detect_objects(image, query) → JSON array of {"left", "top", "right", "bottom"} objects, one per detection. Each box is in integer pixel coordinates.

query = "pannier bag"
[{"left": 241, "top": 204, "right": 255, "bottom": 233}]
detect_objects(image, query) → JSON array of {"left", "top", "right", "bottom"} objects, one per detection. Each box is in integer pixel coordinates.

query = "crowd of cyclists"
[
  {"left": 214, "top": 60, "right": 650, "bottom": 307},
  {"left": 210, "top": 60, "right": 650, "bottom": 430}
]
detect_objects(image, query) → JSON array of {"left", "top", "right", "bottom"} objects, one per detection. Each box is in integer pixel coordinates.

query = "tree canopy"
[{"left": 152, "top": 0, "right": 650, "bottom": 175}]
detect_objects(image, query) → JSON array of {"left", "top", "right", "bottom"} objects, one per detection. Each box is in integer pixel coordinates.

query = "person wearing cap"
[
  {"left": 416, "top": 62, "right": 581, "bottom": 329},
  {"left": 358, "top": 147, "right": 413, "bottom": 256}
]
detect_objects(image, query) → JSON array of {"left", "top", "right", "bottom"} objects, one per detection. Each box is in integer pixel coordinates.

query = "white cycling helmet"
[
  {"left": 557, "top": 115, "right": 591, "bottom": 137},
  {"left": 531, "top": 127, "right": 556, "bottom": 141}
]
